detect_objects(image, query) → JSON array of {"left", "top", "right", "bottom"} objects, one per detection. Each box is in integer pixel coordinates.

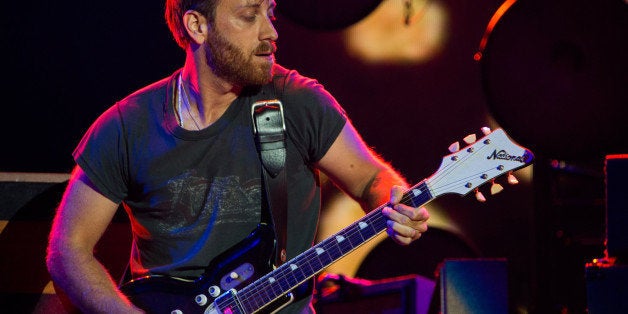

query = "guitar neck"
[{"left": 225, "top": 180, "right": 433, "bottom": 313}]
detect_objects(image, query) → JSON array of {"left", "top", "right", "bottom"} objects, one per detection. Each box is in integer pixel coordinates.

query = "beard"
[{"left": 205, "top": 28, "right": 275, "bottom": 87}]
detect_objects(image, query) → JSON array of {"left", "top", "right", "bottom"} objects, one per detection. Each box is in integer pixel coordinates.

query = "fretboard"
[{"left": 216, "top": 180, "right": 433, "bottom": 313}]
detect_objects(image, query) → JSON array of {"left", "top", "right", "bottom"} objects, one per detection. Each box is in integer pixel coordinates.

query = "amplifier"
[
  {"left": 605, "top": 154, "right": 628, "bottom": 261},
  {"left": 0, "top": 172, "right": 130, "bottom": 313},
  {"left": 585, "top": 261, "right": 628, "bottom": 313},
  {"left": 439, "top": 258, "right": 508, "bottom": 314},
  {"left": 314, "top": 273, "right": 435, "bottom": 314}
]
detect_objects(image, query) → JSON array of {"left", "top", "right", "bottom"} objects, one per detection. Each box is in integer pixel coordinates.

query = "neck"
[{"left": 178, "top": 55, "right": 241, "bottom": 128}]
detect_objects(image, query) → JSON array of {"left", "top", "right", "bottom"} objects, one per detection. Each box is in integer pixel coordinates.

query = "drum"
[{"left": 477, "top": 0, "right": 628, "bottom": 160}]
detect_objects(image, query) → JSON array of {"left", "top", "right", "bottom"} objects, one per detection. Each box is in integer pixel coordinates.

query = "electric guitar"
[{"left": 120, "top": 127, "right": 534, "bottom": 314}]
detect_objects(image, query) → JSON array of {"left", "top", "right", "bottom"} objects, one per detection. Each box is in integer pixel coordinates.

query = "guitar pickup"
[{"left": 220, "top": 263, "right": 255, "bottom": 290}]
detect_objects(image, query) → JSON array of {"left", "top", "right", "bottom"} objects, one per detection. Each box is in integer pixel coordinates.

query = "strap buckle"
[
  {"left": 252, "top": 99, "right": 286, "bottom": 177},
  {"left": 251, "top": 99, "right": 286, "bottom": 135}
]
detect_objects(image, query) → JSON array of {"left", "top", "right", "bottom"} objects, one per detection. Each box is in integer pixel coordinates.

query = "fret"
[
  {"left": 308, "top": 249, "right": 326, "bottom": 270},
  {"left": 284, "top": 266, "right": 299, "bottom": 286},
  {"left": 247, "top": 291, "right": 263, "bottom": 312},
  {"left": 238, "top": 183, "right": 435, "bottom": 313},
  {"left": 290, "top": 262, "right": 307, "bottom": 282},
  {"left": 301, "top": 252, "right": 318, "bottom": 275},
  {"left": 404, "top": 181, "right": 432, "bottom": 208},
  {"left": 258, "top": 287, "right": 271, "bottom": 307},
  {"left": 345, "top": 226, "right": 363, "bottom": 247},
  {"left": 336, "top": 232, "right": 354, "bottom": 255},
  {"left": 323, "top": 239, "right": 342, "bottom": 260}
]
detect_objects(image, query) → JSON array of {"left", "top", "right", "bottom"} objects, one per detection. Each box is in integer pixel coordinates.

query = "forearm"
[
  {"left": 46, "top": 246, "right": 142, "bottom": 314},
  {"left": 359, "top": 165, "right": 409, "bottom": 211}
]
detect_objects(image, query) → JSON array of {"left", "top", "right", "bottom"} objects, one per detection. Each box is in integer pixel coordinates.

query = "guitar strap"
[
  {"left": 252, "top": 76, "right": 288, "bottom": 267},
  {"left": 119, "top": 76, "right": 290, "bottom": 288}
]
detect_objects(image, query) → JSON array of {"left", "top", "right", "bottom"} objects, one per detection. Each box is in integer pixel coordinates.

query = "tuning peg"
[
  {"left": 475, "top": 188, "right": 486, "bottom": 202},
  {"left": 507, "top": 172, "right": 519, "bottom": 185},
  {"left": 490, "top": 180, "right": 504, "bottom": 195},
  {"left": 481, "top": 127, "right": 491, "bottom": 135},
  {"left": 463, "top": 134, "right": 476, "bottom": 144},
  {"left": 448, "top": 141, "right": 460, "bottom": 153}
]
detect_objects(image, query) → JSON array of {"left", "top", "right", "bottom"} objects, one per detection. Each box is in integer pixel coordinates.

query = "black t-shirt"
[
  {"left": 73, "top": 66, "right": 346, "bottom": 277},
  {"left": 73, "top": 64, "right": 346, "bottom": 311}
]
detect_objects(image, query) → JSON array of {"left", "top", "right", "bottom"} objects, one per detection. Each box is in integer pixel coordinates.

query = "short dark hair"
[{"left": 165, "top": 0, "right": 218, "bottom": 49}]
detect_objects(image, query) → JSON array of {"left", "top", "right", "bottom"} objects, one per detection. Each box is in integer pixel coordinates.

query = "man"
[{"left": 46, "top": 0, "right": 429, "bottom": 313}]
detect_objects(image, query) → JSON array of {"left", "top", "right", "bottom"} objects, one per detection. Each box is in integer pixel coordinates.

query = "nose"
[{"left": 261, "top": 16, "right": 278, "bottom": 42}]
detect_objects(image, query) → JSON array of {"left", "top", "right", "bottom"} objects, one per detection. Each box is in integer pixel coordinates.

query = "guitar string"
[
  {"left": 429, "top": 141, "right": 486, "bottom": 191},
  {"left": 428, "top": 141, "right": 500, "bottom": 196},
  {"left": 229, "top": 189, "right": 426, "bottom": 310},
  {"left": 218, "top": 203, "right": 396, "bottom": 311},
  {"left": 233, "top": 143, "right": 504, "bottom": 308},
  {"left": 218, "top": 137, "right": 513, "bottom": 310},
  {"left": 224, "top": 209, "right": 384, "bottom": 307},
  {"left": 239, "top": 144, "right": 528, "bottom": 310},
  {"left": 230, "top": 170, "right": 465, "bottom": 309},
  {"left": 431, "top": 132, "right": 529, "bottom": 195},
  {"left": 224, "top": 172, "right": 497, "bottom": 310}
]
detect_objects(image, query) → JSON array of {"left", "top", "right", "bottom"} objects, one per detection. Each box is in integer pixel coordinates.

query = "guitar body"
[{"left": 120, "top": 224, "right": 293, "bottom": 314}]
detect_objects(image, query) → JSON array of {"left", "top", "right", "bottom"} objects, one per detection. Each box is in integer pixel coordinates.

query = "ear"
[{"left": 183, "top": 10, "right": 208, "bottom": 45}]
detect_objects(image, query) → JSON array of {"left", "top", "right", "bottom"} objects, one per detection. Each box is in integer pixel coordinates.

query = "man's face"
[{"left": 205, "top": 0, "right": 278, "bottom": 86}]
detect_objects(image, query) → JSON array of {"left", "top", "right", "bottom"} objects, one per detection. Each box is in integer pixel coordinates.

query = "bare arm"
[
  {"left": 316, "top": 121, "right": 429, "bottom": 245},
  {"left": 46, "top": 166, "right": 143, "bottom": 313}
]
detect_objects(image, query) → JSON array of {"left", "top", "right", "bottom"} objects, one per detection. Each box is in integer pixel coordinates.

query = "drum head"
[{"left": 479, "top": 0, "right": 628, "bottom": 160}]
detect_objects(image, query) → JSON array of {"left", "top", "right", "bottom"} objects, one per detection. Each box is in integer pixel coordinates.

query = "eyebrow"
[{"left": 244, "top": 0, "right": 275, "bottom": 10}]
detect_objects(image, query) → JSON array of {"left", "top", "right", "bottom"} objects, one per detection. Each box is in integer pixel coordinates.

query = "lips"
[{"left": 254, "top": 41, "right": 277, "bottom": 56}]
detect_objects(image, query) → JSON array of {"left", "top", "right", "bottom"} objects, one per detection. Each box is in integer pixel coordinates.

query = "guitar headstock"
[{"left": 427, "top": 127, "right": 534, "bottom": 200}]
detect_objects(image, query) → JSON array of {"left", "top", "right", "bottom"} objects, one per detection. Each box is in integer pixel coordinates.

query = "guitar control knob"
[
  {"left": 208, "top": 285, "right": 221, "bottom": 297},
  {"left": 195, "top": 294, "right": 208, "bottom": 306},
  {"left": 171, "top": 310, "right": 183, "bottom": 314}
]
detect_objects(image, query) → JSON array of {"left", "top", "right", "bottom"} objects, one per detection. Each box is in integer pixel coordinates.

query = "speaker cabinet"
[
  {"left": 0, "top": 173, "right": 70, "bottom": 312},
  {"left": 586, "top": 262, "right": 628, "bottom": 313},
  {"left": 439, "top": 258, "right": 508, "bottom": 314},
  {"left": 314, "top": 273, "right": 435, "bottom": 314},
  {"left": 605, "top": 154, "right": 628, "bottom": 261},
  {"left": 0, "top": 172, "right": 131, "bottom": 313}
]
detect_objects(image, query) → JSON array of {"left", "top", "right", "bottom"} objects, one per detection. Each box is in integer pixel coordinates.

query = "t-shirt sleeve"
[
  {"left": 281, "top": 70, "right": 348, "bottom": 163},
  {"left": 72, "top": 103, "right": 128, "bottom": 203}
]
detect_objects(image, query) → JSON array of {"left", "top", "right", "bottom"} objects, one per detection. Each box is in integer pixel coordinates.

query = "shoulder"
[
  {"left": 272, "top": 64, "right": 346, "bottom": 117},
  {"left": 117, "top": 71, "right": 176, "bottom": 114},
  {"left": 87, "top": 71, "right": 177, "bottom": 135},
  {"left": 272, "top": 64, "right": 324, "bottom": 94}
]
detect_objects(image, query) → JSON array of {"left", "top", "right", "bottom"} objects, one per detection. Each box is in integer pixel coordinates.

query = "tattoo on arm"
[{"left": 360, "top": 170, "right": 408, "bottom": 211}]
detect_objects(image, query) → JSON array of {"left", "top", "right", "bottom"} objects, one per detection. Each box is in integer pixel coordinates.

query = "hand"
[{"left": 382, "top": 185, "right": 430, "bottom": 245}]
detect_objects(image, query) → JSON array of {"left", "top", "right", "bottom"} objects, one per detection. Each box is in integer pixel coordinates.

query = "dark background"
[{"left": 1, "top": 0, "right": 626, "bottom": 313}]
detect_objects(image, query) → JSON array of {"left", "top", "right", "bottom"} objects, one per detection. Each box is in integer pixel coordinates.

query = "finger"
[
  {"left": 386, "top": 221, "right": 419, "bottom": 245},
  {"left": 382, "top": 206, "right": 411, "bottom": 226},
  {"left": 387, "top": 219, "right": 418, "bottom": 240},
  {"left": 389, "top": 185, "right": 405, "bottom": 205},
  {"left": 393, "top": 204, "right": 430, "bottom": 223}
]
